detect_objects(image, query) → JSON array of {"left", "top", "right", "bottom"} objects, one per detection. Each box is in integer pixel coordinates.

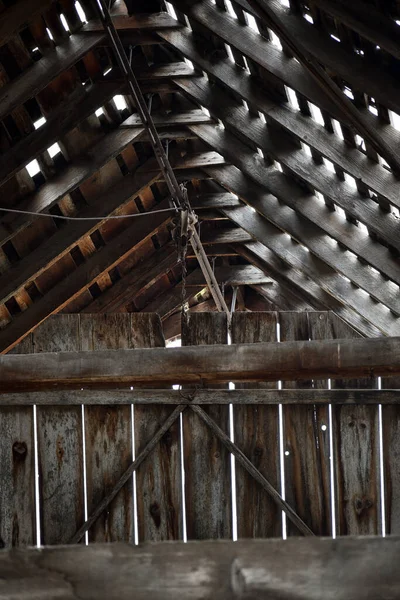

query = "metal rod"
[{"left": 91, "top": 0, "right": 230, "bottom": 318}]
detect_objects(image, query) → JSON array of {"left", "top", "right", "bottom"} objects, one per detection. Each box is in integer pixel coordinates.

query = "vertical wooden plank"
[
  {"left": 330, "top": 314, "right": 379, "bottom": 536},
  {"left": 182, "top": 312, "right": 231, "bottom": 540},
  {"left": 381, "top": 356, "right": 400, "bottom": 534},
  {"left": 34, "top": 315, "right": 84, "bottom": 545},
  {"left": 231, "top": 312, "right": 281, "bottom": 538},
  {"left": 280, "top": 312, "right": 330, "bottom": 536},
  {"left": 381, "top": 383, "right": 400, "bottom": 535},
  {"left": 0, "top": 336, "right": 35, "bottom": 549},
  {"left": 133, "top": 313, "right": 182, "bottom": 542},
  {"left": 82, "top": 314, "right": 133, "bottom": 543}
]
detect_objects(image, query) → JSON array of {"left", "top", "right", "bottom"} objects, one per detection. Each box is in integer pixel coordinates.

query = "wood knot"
[
  {"left": 150, "top": 502, "right": 161, "bottom": 528},
  {"left": 12, "top": 441, "right": 27, "bottom": 460}
]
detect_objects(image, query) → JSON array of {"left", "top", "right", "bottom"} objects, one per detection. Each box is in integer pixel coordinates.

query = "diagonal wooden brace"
[
  {"left": 69, "top": 404, "right": 186, "bottom": 544},
  {"left": 190, "top": 404, "right": 314, "bottom": 536}
]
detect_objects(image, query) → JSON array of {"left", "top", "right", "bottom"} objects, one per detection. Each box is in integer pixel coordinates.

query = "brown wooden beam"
[
  {"left": 0, "top": 0, "right": 52, "bottom": 47},
  {"left": 1, "top": 335, "right": 400, "bottom": 389},
  {"left": 2, "top": 537, "right": 400, "bottom": 599},
  {"left": 0, "top": 205, "right": 171, "bottom": 353}
]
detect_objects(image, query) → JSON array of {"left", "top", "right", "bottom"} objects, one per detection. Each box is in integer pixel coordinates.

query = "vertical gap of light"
[
  {"left": 377, "top": 376, "right": 386, "bottom": 537},
  {"left": 32, "top": 405, "right": 41, "bottom": 547},
  {"left": 131, "top": 403, "right": 139, "bottom": 545},
  {"left": 81, "top": 405, "right": 89, "bottom": 545},
  {"left": 179, "top": 409, "right": 188, "bottom": 542},
  {"left": 227, "top": 330, "right": 238, "bottom": 541},
  {"left": 276, "top": 320, "right": 286, "bottom": 539},
  {"left": 327, "top": 379, "right": 337, "bottom": 538}
]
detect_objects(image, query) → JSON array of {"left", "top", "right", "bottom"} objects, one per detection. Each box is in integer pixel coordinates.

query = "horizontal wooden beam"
[
  {"left": 1, "top": 336, "right": 400, "bottom": 389},
  {"left": 3, "top": 388, "right": 395, "bottom": 405},
  {"left": 180, "top": 265, "right": 272, "bottom": 287},
  {"left": 2, "top": 537, "right": 400, "bottom": 599},
  {"left": 83, "top": 12, "right": 180, "bottom": 31}
]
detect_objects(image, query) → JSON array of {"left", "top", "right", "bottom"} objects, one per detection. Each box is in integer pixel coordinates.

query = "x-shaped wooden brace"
[{"left": 70, "top": 404, "right": 313, "bottom": 543}]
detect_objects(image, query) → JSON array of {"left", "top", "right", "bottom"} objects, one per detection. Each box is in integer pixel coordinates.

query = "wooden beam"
[
  {"left": 2, "top": 537, "right": 400, "bottom": 599},
  {"left": 1, "top": 388, "right": 395, "bottom": 405},
  {"left": 0, "top": 0, "right": 52, "bottom": 47},
  {"left": 2, "top": 335, "right": 400, "bottom": 389},
  {"left": 160, "top": 26, "right": 400, "bottom": 209},
  {"left": 179, "top": 265, "right": 272, "bottom": 287},
  {"left": 83, "top": 12, "right": 180, "bottom": 31},
  {"left": 82, "top": 244, "right": 178, "bottom": 313},
  {"left": 0, "top": 12, "right": 184, "bottom": 121},
  {"left": 311, "top": 0, "right": 400, "bottom": 62},
  {"left": 179, "top": 78, "right": 400, "bottom": 261},
  {"left": 237, "top": 241, "right": 384, "bottom": 339},
  {"left": 171, "top": 0, "right": 400, "bottom": 173},
  {"left": 0, "top": 33, "right": 104, "bottom": 121},
  {"left": 0, "top": 206, "right": 171, "bottom": 353},
  {"left": 203, "top": 168, "right": 400, "bottom": 336},
  {"left": 0, "top": 169, "right": 161, "bottom": 308}
]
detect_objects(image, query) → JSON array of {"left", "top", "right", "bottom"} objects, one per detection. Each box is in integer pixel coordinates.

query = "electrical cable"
[{"left": 0, "top": 205, "right": 178, "bottom": 221}]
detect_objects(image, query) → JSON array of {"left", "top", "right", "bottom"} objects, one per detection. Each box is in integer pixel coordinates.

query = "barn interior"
[{"left": 1, "top": 0, "right": 400, "bottom": 597}]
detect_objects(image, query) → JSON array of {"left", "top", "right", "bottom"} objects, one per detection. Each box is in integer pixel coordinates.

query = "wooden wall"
[{"left": 0, "top": 311, "right": 392, "bottom": 549}]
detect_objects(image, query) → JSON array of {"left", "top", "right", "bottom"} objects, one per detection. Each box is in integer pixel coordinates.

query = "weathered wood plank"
[
  {"left": 207, "top": 178, "right": 400, "bottom": 336},
  {"left": 0, "top": 333, "right": 35, "bottom": 548},
  {"left": 381, "top": 358, "right": 400, "bottom": 534},
  {"left": 165, "top": 28, "right": 399, "bottom": 209},
  {"left": 0, "top": 205, "right": 171, "bottom": 354},
  {"left": 182, "top": 312, "right": 231, "bottom": 539},
  {"left": 0, "top": 0, "right": 51, "bottom": 46},
  {"left": 3, "top": 537, "right": 400, "bottom": 599},
  {"left": 81, "top": 314, "right": 133, "bottom": 542},
  {"left": 133, "top": 313, "right": 182, "bottom": 542},
  {"left": 330, "top": 314, "right": 380, "bottom": 536},
  {"left": 34, "top": 315, "right": 84, "bottom": 545},
  {"left": 231, "top": 312, "right": 281, "bottom": 538},
  {"left": 2, "top": 335, "right": 400, "bottom": 390},
  {"left": 0, "top": 388, "right": 398, "bottom": 406},
  {"left": 280, "top": 312, "right": 330, "bottom": 536}
]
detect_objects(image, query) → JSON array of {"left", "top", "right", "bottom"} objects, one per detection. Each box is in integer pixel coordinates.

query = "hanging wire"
[{"left": 0, "top": 206, "right": 179, "bottom": 221}]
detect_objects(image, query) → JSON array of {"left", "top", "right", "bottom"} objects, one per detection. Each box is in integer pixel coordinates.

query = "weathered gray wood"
[
  {"left": 81, "top": 315, "right": 133, "bottom": 542},
  {"left": 0, "top": 388, "right": 398, "bottom": 406},
  {"left": 3, "top": 537, "right": 400, "bottom": 599},
  {"left": 34, "top": 315, "right": 84, "bottom": 545},
  {"left": 330, "top": 315, "right": 380, "bottom": 536},
  {"left": 0, "top": 334, "right": 35, "bottom": 548},
  {"left": 280, "top": 312, "right": 330, "bottom": 536},
  {"left": 2, "top": 335, "right": 400, "bottom": 390},
  {"left": 182, "top": 312, "right": 231, "bottom": 540},
  {"left": 237, "top": 241, "right": 383, "bottom": 339},
  {"left": 191, "top": 404, "right": 313, "bottom": 536},
  {"left": 166, "top": 28, "right": 399, "bottom": 209},
  {"left": 206, "top": 176, "right": 399, "bottom": 336},
  {"left": 381, "top": 368, "right": 400, "bottom": 534},
  {"left": 70, "top": 404, "right": 185, "bottom": 545},
  {"left": 231, "top": 312, "right": 281, "bottom": 538},
  {"left": 132, "top": 313, "right": 182, "bottom": 542},
  {"left": 194, "top": 127, "right": 400, "bottom": 300}
]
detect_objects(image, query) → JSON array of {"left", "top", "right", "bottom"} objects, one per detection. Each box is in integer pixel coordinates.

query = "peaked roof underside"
[{"left": 1, "top": 0, "right": 400, "bottom": 350}]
